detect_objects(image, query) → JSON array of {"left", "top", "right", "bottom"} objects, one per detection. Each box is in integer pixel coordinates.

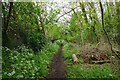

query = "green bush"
[
  {"left": 27, "top": 32, "right": 46, "bottom": 52},
  {"left": 2, "top": 43, "right": 59, "bottom": 79},
  {"left": 55, "top": 39, "right": 66, "bottom": 45}
]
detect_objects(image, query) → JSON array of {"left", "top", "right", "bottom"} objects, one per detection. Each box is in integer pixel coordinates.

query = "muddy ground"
[{"left": 47, "top": 44, "right": 67, "bottom": 79}]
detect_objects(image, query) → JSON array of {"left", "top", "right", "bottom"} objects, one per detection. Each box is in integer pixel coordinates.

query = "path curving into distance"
[{"left": 47, "top": 44, "right": 67, "bottom": 79}]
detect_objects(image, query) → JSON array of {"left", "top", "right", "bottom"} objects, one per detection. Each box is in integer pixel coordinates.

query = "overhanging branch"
[{"left": 56, "top": 6, "right": 80, "bottom": 22}]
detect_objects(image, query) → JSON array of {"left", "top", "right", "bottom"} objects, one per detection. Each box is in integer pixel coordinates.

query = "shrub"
[
  {"left": 2, "top": 43, "right": 59, "bottom": 79},
  {"left": 27, "top": 32, "right": 46, "bottom": 52}
]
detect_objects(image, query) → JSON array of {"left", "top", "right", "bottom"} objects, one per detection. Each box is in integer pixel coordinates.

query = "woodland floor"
[
  {"left": 46, "top": 44, "right": 120, "bottom": 79},
  {"left": 47, "top": 45, "right": 67, "bottom": 79}
]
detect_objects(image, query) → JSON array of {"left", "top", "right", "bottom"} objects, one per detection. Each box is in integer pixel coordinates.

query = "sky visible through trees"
[{"left": 1, "top": 0, "right": 120, "bottom": 79}]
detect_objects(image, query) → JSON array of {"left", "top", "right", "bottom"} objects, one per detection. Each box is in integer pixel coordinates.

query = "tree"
[
  {"left": 2, "top": 2, "right": 13, "bottom": 48},
  {"left": 116, "top": 2, "right": 120, "bottom": 51},
  {"left": 100, "top": 2, "right": 120, "bottom": 59},
  {"left": 87, "top": 2, "right": 99, "bottom": 43}
]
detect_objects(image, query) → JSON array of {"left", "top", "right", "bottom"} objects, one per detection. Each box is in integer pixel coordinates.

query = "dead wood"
[
  {"left": 72, "top": 54, "right": 79, "bottom": 64},
  {"left": 91, "top": 60, "right": 111, "bottom": 64}
]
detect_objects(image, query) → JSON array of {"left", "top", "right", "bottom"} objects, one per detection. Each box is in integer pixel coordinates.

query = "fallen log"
[
  {"left": 91, "top": 60, "right": 111, "bottom": 64},
  {"left": 72, "top": 54, "right": 79, "bottom": 64}
]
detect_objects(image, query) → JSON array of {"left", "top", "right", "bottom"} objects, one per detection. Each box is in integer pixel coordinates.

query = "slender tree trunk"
[
  {"left": 40, "top": 14, "right": 45, "bottom": 36},
  {"left": 99, "top": 2, "right": 112, "bottom": 51},
  {"left": 4, "top": 2, "right": 13, "bottom": 32},
  {"left": 88, "top": 2, "right": 99, "bottom": 43},
  {"left": 116, "top": 2, "right": 120, "bottom": 51},
  {"left": 72, "top": 9, "right": 84, "bottom": 46},
  {"left": 2, "top": 2, "right": 13, "bottom": 47},
  {"left": 100, "top": 2, "right": 120, "bottom": 59},
  {"left": 79, "top": 2, "right": 88, "bottom": 24}
]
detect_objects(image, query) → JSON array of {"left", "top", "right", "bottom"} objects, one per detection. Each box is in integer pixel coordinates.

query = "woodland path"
[{"left": 47, "top": 44, "right": 67, "bottom": 79}]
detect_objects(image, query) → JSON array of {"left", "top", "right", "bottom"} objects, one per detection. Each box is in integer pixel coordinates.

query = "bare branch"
[{"left": 56, "top": 6, "right": 80, "bottom": 22}]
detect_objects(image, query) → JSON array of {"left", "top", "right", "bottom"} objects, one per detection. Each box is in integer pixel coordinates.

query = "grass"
[
  {"left": 63, "top": 43, "right": 120, "bottom": 78},
  {"left": 67, "top": 63, "right": 114, "bottom": 78},
  {"left": 2, "top": 42, "right": 120, "bottom": 79},
  {"left": 2, "top": 43, "right": 59, "bottom": 79}
]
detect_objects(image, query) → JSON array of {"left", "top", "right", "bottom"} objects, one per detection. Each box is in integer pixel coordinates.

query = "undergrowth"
[
  {"left": 2, "top": 43, "right": 59, "bottom": 79},
  {"left": 63, "top": 43, "right": 120, "bottom": 78}
]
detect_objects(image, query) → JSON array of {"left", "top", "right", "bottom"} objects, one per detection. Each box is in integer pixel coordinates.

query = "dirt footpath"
[{"left": 47, "top": 44, "right": 66, "bottom": 79}]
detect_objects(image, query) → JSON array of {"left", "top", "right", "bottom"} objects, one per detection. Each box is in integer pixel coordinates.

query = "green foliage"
[
  {"left": 55, "top": 39, "right": 66, "bottom": 46},
  {"left": 2, "top": 2, "right": 47, "bottom": 50},
  {"left": 63, "top": 43, "right": 74, "bottom": 65},
  {"left": 63, "top": 43, "right": 119, "bottom": 78},
  {"left": 67, "top": 63, "right": 115, "bottom": 78},
  {"left": 2, "top": 2, "right": 120, "bottom": 79},
  {"left": 2, "top": 43, "right": 59, "bottom": 79},
  {"left": 27, "top": 32, "right": 46, "bottom": 52},
  {"left": 69, "top": 13, "right": 81, "bottom": 40}
]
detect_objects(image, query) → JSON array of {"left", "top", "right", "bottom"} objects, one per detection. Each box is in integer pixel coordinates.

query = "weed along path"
[{"left": 47, "top": 44, "right": 67, "bottom": 79}]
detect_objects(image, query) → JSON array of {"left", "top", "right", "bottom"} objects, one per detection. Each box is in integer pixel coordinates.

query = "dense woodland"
[{"left": 2, "top": 2, "right": 120, "bottom": 79}]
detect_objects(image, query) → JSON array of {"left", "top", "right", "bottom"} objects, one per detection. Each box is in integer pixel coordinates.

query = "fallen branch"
[
  {"left": 91, "top": 60, "right": 111, "bottom": 64},
  {"left": 72, "top": 54, "right": 79, "bottom": 64}
]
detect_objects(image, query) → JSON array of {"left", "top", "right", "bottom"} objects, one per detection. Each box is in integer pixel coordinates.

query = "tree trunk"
[
  {"left": 100, "top": 2, "right": 120, "bottom": 59},
  {"left": 40, "top": 14, "right": 45, "bottom": 36},
  {"left": 2, "top": 2, "right": 13, "bottom": 48},
  {"left": 116, "top": 2, "right": 120, "bottom": 51},
  {"left": 72, "top": 9, "right": 84, "bottom": 46},
  {"left": 3, "top": 2, "right": 13, "bottom": 32},
  {"left": 79, "top": 2, "right": 88, "bottom": 24},
  {"left": 88, "top": 2, "right": 99, "bottom": 43}
]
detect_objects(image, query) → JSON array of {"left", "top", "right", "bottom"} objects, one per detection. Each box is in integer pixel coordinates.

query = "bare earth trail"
[{"left": 47, "top": 44, "right": 67, "bottom": 79}]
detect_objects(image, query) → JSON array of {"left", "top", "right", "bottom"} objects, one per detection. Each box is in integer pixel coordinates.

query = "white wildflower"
[
  {"left": 32, "top": 60, "right": 34, "bottom": 63},
  {"left": 109, "top": 74, "right": 113, "bottom": 76},
  {"left": 11, "top": 71, "right": 15, "bottom": 75},
  {"left": 16, "top": 75, "right": 24, "bottom": 78}
]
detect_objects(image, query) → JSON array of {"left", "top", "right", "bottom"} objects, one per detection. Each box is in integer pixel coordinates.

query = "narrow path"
[{"left": 47, "top": 44, "right": 66, "bottom": 79}]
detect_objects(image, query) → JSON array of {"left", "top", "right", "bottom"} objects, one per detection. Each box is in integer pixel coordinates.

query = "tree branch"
[{"left": 56, "top": 6, "right": 80, "bottom": 22}]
